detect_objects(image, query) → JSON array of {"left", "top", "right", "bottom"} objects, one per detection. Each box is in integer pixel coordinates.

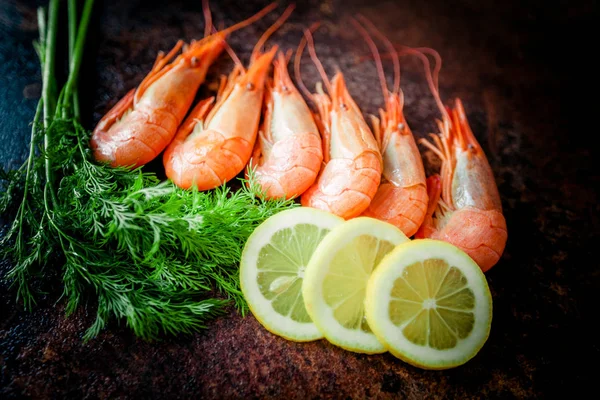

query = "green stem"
[
  {"left": 33, "top": 6, "right": 47, "bottom": 189},
  {"left": 37, "top": 7, "right": 46, "bottom": 54},
  {"left": 13, "top": 100, "right": 43, "bottom": 254},
  {"left": 24, "top": 101, "right": 44, "bottom": 202},
  {"left": 61, "top": 0, "right": 95, "bottom": 119},
  {"left": 42, "top": 0, "right": 59, "bottom": 207},
  {"left": 68, "top": 0, "right": 80, "bottom": 120},
  {"left": 42, "top": 0, "right": 58, "bottom": 124}
]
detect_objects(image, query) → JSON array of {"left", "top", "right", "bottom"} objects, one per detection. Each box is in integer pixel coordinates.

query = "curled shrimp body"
[
  {"left": 416, "top": 99, "right": 508, "bottom": 272},
  {"left": 352, "top": 16, "right": 427, "bottom": 236},
  {"left": 91, "top": 39, "right": 222, "bottom": 168},
  {"left": 296, "top": 28, "right": 381, "bottom": 219},
  {"left": 362, "top": 94, "right": 428, "bottom": 236},
  {"left": 90, "top": 2, "right": 276, "bottom": 168},
  {"left": 163, "top": 48, "right": 277, "bottom": 190},
  {"left": 299, "top": 73, "right": 382, "bottom": 219},
  {"left": 164, "top": 6, "right": 293, "bottom": 190},
  {"left": 250, "top": 52, "right": 323, "bottom": 199}
]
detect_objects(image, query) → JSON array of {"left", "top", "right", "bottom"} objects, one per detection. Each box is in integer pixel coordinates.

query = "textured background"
[{"left": 1, "top": 0, "right": 598, "bottom": 398}]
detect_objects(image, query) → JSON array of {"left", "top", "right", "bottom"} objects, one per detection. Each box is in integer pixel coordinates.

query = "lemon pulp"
[
  {"left": 323, "top": 234, "right": 397, "bottom": 333},
  {"left": 240, "top": 207, "right": 344, "bottom": 341},
  {"left": 389, "top": 258, "right": 476, "bottom": 349},
  {"left": 303, "top": 217, "right": 409, "bottom": 353},
  {"left": 365, "top": 239, "right": 492, "bottom": 369},
  {"left": 256, "top": 223, "right": 331, "bottom": 323}
]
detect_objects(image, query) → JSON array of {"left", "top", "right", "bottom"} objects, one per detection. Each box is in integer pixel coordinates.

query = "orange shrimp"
[
  {"left": 248, "top": 48, "right": 323, "bottom": 200},
  {"left": 350, "top": 16, "right": 428, "bottom": 237},
  {"left": 297, "top": 27, "right": 382, "bottom": 219},
  {"left": 90, "top": 1, "right": 276, "bottom": 169},
  {"left": 163, "top": 6, "right": 294, "bottom": 190},
  {"left": 416, "top": 99, "right": 508, "bottom": 272}
]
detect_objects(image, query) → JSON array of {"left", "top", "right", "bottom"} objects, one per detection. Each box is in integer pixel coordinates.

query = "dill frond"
[{"left": 1, "top": 0, "right": 298, "bottom": 340}]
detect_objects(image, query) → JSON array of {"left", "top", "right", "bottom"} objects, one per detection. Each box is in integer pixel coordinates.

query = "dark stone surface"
[{"left": 1, "top": 0, "right": 598, "bottom": 398}]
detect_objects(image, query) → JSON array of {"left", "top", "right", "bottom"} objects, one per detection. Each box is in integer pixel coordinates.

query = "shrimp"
[
  {"left": 248, "top": 48, "right": 323, "bottom": 200},
  {"left": 350, "top": 16, "right": 428, "bottom": 237},
  {"left": 416, "top": 99, "right": 508, "bottom": 272},
  {"left": 296, "top": 27, "right": 382, "bottom": 219},
  {"left": 90, "top": 1, "right": 276, "bottom": 168},
  {"left": 163, "top": 6, "right": 294, "bottom": 190}
]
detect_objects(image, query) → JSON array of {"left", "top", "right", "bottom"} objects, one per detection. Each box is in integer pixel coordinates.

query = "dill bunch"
[{"left": 0, "top": 0, "right": 296, "bottom": 340}]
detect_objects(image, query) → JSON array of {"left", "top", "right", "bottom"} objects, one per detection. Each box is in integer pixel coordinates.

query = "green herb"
[{"left": 0, "top": 0, "right": 296, "bottom": 340}]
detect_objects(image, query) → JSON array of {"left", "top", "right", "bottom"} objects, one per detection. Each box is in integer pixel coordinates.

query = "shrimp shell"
[
  {"left": 361, "top": 94, "right": 428, "bottom": 236},
  {"left": 250, "top": 52, "right": 323, "bottom": 199},
  {"left": 301, "top": 73, "right": 382, "bottom": 219},
  {"left": 416, "top": 99, "right": 507, "bottom": 271},
  {"left": 91, "top": 2, "right": 277, "bottom": 168},
  {"left": 163, "top": 48, "right": 278, "bottom": 190},
  {"left": 91, "top": 38, "right": 226, "bottom": 168}
]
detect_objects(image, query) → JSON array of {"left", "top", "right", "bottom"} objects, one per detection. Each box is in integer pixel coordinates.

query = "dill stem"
[
  {"left": 37, "top": 8, "right": 46, "bottom": 52},
  {"left": 67, "top": 0, "right": 80, "bottom": 120},
  {"left": 16, "top": 100, "right": 44, "bottom": 235},
  {"left": 42, "top": 0, "right": 59, "bottom": 207},
  {"left": 61, "top": 0, "right": 95, "bottom": 120}
]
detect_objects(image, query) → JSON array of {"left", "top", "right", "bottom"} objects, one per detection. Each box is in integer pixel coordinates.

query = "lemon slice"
[
  {"left": 302, "top": 217, "right": 409, "bottom": 353},
  {"left": 240, "top": 207, "right": 344, "bottom": 341},
  {"left": 365, "top": 239, "right": 493, "bottom": 369}
]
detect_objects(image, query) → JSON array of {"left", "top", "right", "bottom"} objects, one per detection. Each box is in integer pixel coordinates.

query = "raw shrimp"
[
  {"left": 296, "top": 28, "right": 382, "bottom": 219},
  {"left": 249, "top": 48, "right": 323, "bottom": 200},
  {"left": 351, "top": 16, "right": 428, "bottom": 237},
  {"left": 416, "top": 99, "right": 508, "bottom": 272},
  {"left": 91, "top": 1, "right": 276, "bottom": 168},
  {"left": 163, "top": 6, "right": 294, "bottom": 190}
]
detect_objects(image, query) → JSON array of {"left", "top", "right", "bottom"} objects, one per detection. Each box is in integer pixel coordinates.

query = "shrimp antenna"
[
  {"left": 224, "top": 41, "right": 246, "bottom": 72},
  {"left": 413, "top": 47, "right": 441, "bottom": 92},
  {"left": 350, "top": 17, "right": 388, "bottom": 102},
  {"left": 304, "top": 26, "right": 332, "bottom": 94},
  {"left": 209, "top": 24, "right": 245, "bottom": 72},
  {"left": 356, "top": 14, "right": 400, "bottom": 95},
  {"left": 202, "top": 0, "right": 212, "bottom": 38},
  {"left": 294, "top": 21, "right": 321, "bottom": 101},
  {"left": 216, "top": 2, "right": 278, "bottom": 38},
  {"left": 251, "top": 3, "right": 295, "bottom": 61},
  {"left": 397, "top": 46, "right": 448, "bottom": 121},
  {"left": 284, "top": 48, "right": 293, "bottom": 64}
]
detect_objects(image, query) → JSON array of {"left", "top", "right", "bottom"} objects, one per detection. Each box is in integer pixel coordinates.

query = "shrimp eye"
[
  {"left": 341, "top": 103, "right": 347, "bottom": 110},
  {"left": 191, "top": 57, "right": 199, "bottom": 67},
  {"left": 246, "top": 83, "right": 255, "bottom": 90}
]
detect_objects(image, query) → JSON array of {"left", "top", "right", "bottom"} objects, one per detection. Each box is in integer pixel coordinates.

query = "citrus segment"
[
  {"left": 303, "top": 217, "right": 409, "bottom": 353},
  {"left": 365, "top": 239, "right": 493, "bottom": 369},
  {"left": 240, "top": 207, "right": 344, "bottom": 341}
]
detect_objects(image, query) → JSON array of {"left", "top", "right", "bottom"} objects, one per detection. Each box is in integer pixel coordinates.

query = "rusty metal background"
[{"left": 1, "top": 0, "right": 598, "bottom": 398}]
